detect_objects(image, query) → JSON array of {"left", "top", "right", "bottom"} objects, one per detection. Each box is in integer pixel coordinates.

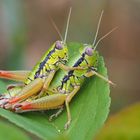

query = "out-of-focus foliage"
[
  {"left": 96, "top": 103, "right": 140, "bottom": 140},
  {"left": 2, "top": 0, "right": 27, "bottom": 69},
  {"left": 0, "top": 121, "right": 30, "bottom": 140}
]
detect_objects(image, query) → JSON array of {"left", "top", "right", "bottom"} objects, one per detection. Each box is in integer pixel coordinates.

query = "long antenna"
[
  {"left": 48, "top": 16, "right": 63, "bottom": 41},
  {"left": 93, "top": 27, "right": 118, "bottom": 51},
  {"left": 92, "top": 10, "right": 104, "bottom": 46},
  {"left": 64, "top": 7, "right": 72, "bottom": 43}
]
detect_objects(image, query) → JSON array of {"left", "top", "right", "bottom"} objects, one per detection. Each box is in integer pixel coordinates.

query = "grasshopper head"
[
  {"left": 83, "top": 44, "right": 99, "bottom": 67},
  {"left": 54, "top": 40, "right": 68, "bottom": 62}
]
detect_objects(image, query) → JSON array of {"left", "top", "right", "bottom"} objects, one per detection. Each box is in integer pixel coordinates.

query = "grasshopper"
[
  {"left": 11, "top": 11, "right": 116, "bottom": 129},
  {"left": 0, "top": 8, "right": 83, "bottom": 108}
]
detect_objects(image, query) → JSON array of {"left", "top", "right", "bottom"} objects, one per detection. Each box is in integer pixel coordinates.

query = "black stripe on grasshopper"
[{"left": 34, "top": 43, "right": 61, "bottom": 79}]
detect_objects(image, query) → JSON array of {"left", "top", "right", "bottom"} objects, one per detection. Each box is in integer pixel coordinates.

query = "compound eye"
[
  {"left": 55, "top": 41, "right": 63, "bottom": 50},
  {"left": 85, "top": 47, "right": 93, "bottom": 56}
]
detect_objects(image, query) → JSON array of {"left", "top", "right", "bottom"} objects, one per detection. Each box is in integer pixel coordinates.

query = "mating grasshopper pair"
[{"left": 0, "top": 8, "right": 116, "bottom": 129}]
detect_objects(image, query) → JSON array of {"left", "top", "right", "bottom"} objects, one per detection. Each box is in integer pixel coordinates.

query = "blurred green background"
[{"left": 0, "top": 0, "right": 140, "bottom": 139}]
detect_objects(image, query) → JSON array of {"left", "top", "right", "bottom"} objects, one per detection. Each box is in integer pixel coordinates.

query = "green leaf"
[
  {"left": 0, "top": 121, "right": 30, "bottom": 140},
  {"left": 96, "top": 103, "right": 140, "bottom": 140},
  {"left": 0, "top": 42, "right": 111, "bottom": 140}
]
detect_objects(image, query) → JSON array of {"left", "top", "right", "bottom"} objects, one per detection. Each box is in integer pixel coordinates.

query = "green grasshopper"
[
  {"left": 0, "top": 8, "right": 83, "bottom": 108},
  {"left": 11, "top": 11, "right": 116, "bottom": 129}
]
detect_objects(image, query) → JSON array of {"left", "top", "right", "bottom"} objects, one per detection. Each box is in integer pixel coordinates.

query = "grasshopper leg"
[
  {"left": 42, "top": 70, "right": 56, "bottom": 90},
  {"left": 0, "top": 70, "right": 30, "bottom": 82},
  {"left": 84, "top": 70, "right": 116, "bottom": 86},
  {"left": 13, "top": 94, "right": 67, "bottom": 112},
  {"left": 4, "top": 78, "right": 44, "bottom": 109},
  {"left": 49, "top": 106, "right": 64, "bottom": 121},
  {"left": 64, "top": 85, "right": 80, "bottom": 129},
  {"left": 38, "top": 70, "right": 56, "bottom": 97},
  {"left": 0, "top": 86, "right": 22, "bottom": 107},
  {"left": 58, "top": 63, "right": 86, "bottom": 71},
  {"left": 41, "top": 85, "right": 80, "bottom": 129},
  {"left": 1, "top": 85, "right": 25, "bottom": 106}
]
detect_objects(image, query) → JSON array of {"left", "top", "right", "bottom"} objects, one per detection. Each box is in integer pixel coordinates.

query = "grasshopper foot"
[
  {"left": 64, "top": 120, "right": 71, "bottom": 130},
  {"left": 49, "top": 114, "right": 57, "bottom": 121},
  {"left": 49, "top": 107, "right": 63, "bottom": 121}
]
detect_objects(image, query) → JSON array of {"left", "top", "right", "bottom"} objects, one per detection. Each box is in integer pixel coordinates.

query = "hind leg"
[{"left": 0, "top": 70, "right": 30, "bottom": 82}]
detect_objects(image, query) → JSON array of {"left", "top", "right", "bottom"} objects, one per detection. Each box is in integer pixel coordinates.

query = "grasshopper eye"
[
  {"left": 55, "top": 41, "right": 63, "bottom": 50},
  {"left": 85, "top": 47, "right": 93, "bottom": 56}
]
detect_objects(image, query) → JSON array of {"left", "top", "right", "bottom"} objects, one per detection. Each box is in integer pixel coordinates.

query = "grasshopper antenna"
[
  {"left": 49, "top": 16, "right": 63, "bottom": 41},
  {"left": 92, "top": 10, "right": 104, "bottom": 47},
  {"left": 64, "top": 7, "right": 72, "bottom": 43},
  {"left": 93, "top": 27, "right": 118, "bottom": 51}
]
